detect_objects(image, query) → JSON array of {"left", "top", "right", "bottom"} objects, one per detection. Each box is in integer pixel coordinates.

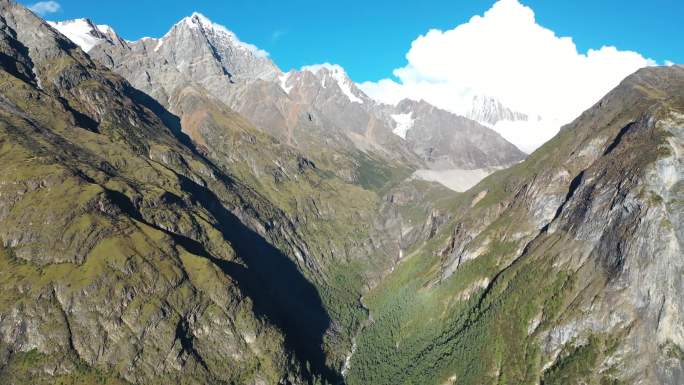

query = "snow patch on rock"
[
  {"left": 153, "top": 38, "right": 164, "bottom": 52},
  {"left": 96, "top": 24, "right": 114, "bottom": 34},
  {"left": 390, "top": 112, "right": 414, "bottom": 139},
  {"left": 279, "top": 72, "right": 293, "bottom": 94}
]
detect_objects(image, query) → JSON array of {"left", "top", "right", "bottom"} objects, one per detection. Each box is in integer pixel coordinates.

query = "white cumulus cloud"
[
  {"left": 358, "top": 0, "right": 658, "bottom": 152},
  {"left": 28, "top": 1, "right": 61, "bottom": 15}
]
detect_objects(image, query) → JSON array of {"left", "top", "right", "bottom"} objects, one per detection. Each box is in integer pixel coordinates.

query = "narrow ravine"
[
  {"left": 342, "top": 246, "right": 405, "bottom": 378},
  {"left": 341, "top": 297, "right": 372, "bottom": 378}
]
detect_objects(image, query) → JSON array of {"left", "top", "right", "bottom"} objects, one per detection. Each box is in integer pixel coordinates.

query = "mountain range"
[
  {"left": 50, "top": 13, "right": 527, "bottom": 192},
  {"left": 0, "top": 1, "right": 682, "bottom": 385}
]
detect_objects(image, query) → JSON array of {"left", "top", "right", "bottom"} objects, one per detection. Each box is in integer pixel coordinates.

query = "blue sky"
[{"left": 23, "top": 0, "right": 683, "bottom": 83}]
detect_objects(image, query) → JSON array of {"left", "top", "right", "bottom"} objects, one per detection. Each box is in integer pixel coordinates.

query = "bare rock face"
[
  {"left": 391, "top": 99, "right": 527, "bottom": 170},
  {"left": 144, "top": 13, "right": 279, "bottom": 90},
  {"left": 85, "top": 13, "right": 278, "bottom": 106},
  {"left": 526, "top": 68, "right": 684, "bottom": 384},
  {"left": 274, "top": 65, "right": 422, "bottom": 165}
]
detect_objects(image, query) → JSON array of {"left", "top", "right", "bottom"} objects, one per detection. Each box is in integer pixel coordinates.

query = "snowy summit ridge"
[
  {"left": 170, "top": 12, "right": 269, "bottom": 58},
  {"left": 301, "top": 63, "right": 364, "bottom": 104},
  {"left": 47, "top": 18, "right": 117, "bottom": 52}
]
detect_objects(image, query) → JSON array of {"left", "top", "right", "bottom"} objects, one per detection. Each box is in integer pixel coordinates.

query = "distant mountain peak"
[
  {"left": 466, "top": 94, "right": 528, "bottom": 125},
  {"left": 396, "top": 98, "right": 435, "bottom": 111},
  {"left": 106, "top": 11, "right": 280, "bottom": 85},
  {"left": 301, "top": 63, "right": 364, "bottom": 103}
]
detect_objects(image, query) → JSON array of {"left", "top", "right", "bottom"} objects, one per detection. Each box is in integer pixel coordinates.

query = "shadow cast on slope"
[
  {"left": 4, "top": 34, "right": 339, "bottom": 382},
  {"left": 108, "top": 184, "right": 340, "bottom": 383},
  {"left": 122, "top": 84, "right": 342, "bottom": 383},
  {"left": 125, "top": 85, "right": 198, "bottom": 151},
  {"left": 175, "top": 175, "right": 341, "bottom": 384}
]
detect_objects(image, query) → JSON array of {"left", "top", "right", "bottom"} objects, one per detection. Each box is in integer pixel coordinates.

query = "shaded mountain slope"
[
  {"left": 0, "top": 3, "right": 457, "bottom": 384},
  {"left": 0, "top": 2, "right": 359, "bottom": 383}
]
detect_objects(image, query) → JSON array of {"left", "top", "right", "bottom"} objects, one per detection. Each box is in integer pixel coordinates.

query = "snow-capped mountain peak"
[
  {"left": 183, "top": 12, "right": 214, "bottom": 29},
  {"left": 466, "top": 95, "right": 528, "bottom": 126},
  {"left": 301, "top": 63, "right": 364, "bottom": 104},
  {"left": 171, "top": 12, "right": 269, "bottom": 59},
  {"left": 48, "top": 18, "right": 113, "bottom": 52},
  {"left": 96, "top": 24, "right": 114, "bottom": 35},
  {"left": 134, "top": 12, "right": 280, "bottom": 83},
  {"left": 48, "top": 18, "right": 126, "bottom": 53}
]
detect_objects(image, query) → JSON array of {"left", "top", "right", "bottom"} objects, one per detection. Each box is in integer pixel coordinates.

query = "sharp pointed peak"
[
  {"left": 164, "top": 11, "right": 269, "bottom": 58},
  {"left": 178, "top": 11, "right": 217, "bottom": 29},
  {"left": 299, "top": 63, "right": 365, "bottom": 104},
  {"left": 173, "top": 11, "right": 234, "bottom": 37}
]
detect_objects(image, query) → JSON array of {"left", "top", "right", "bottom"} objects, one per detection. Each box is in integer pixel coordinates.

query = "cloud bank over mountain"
[{"left": 358, "top": 0, "right": 658, "bottom": 151}]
